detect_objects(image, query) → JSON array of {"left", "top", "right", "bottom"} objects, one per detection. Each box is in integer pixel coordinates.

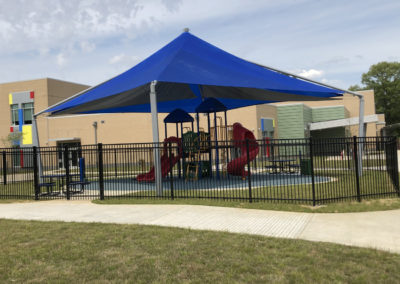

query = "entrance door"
[{"left": 57, "top": 141, "right": 81, "bottom": 169}]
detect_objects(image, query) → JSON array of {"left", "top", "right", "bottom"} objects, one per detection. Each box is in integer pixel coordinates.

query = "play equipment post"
[
  {"left": 214, "top": 112, "right": 220, "bottom": 179},
  {"left": 168, "top": 141, "right": 174, "bottom": 200}
]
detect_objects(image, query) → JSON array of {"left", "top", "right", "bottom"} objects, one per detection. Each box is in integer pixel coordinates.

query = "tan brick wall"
[
  {"left": 0, "top": 78, "right": 89, "bottom": 147},
  {"left": 0, "top": 78, "right": 48, "bottom": 147},
  {"left": 1, "top": 78, "right": 385, "bottom": 147}
]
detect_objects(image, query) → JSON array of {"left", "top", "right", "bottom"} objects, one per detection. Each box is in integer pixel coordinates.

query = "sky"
[{"left": 0, "top": 0, "right": 399, "bottom": 89}]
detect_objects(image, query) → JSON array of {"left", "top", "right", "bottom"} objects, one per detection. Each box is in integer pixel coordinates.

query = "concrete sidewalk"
[{"left": 0, "top": 201, "right": 399, "bottom": 254}]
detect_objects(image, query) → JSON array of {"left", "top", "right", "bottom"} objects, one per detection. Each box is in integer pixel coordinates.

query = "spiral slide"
[
  {"left": 136, "top": 136, "right": 182, "bottom": 182},
  {"left": 227, "top": 123, "right": 259, "bottom": 179}
]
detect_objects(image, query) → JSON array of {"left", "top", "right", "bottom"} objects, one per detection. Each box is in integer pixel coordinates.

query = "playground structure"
[
  {"left": 227, "top": 123, "right": 260, "bottom": 179},
  {"left": 136, "top": 136, "right": 182, "bottom": 182},
  {"left": 136, "top": 98, "right": 262, "bottom": 182}
]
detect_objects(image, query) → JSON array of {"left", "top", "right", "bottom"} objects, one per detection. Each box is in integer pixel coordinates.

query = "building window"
[
  {"left": 22, "top": 103, "right": 34, "bottom": 124},
  {"left": 10, "top": 104, "right": 19, "bottom": 125}
]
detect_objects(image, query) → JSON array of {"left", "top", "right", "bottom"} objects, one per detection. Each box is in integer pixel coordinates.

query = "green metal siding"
[
  {"left": 312, "top": 106, "right": 347, "bottom": 122},
  {"left": 311, "top": 127, "right": 347, "bottom": 154},
  {"left": 311, "top": 127, "right": 346, "bottom": 139},
  {"left": 303, "top": 105, "right": 312, "bottom": 137},
  {"left": 277, "top": 105, "right": 305, "bottom": 139}
]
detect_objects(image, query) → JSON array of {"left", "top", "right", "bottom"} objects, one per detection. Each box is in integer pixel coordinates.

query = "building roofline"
[{"left": 0, "top": 77, "right": 90, "bottom": 88}]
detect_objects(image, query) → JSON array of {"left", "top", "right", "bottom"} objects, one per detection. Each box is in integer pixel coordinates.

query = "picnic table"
[
  {"left": 265, "top": 158, "right": 299, "bottom": 174},
  {"left": 39, "top": 173, "right": 81, "bottom": 196}
]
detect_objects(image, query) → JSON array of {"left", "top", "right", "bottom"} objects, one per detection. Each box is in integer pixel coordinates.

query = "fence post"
[
  {"left": 390, "top": 137, "right": 400, "bottom": 195},
  {"left": 64, "top": 146, "right": 70, "bottom": 200},
  {"left": 2, "top": 151, "right": 6, "bottom": 185},
  {"left": 98, "top": 143, "right": 105, "bottom": 200},
  {"left": 346, "top": 140, "right": 351, "bottom": 170},
  {"left": 246, "top": 138, "right": 253, "bottom": 203},
  {"left": 114, "top": 148, "right": 117, "bottom": 178},
  {"left": 169, "top": 142, "right": 174, "bottom": 200},
  {"left": 309, "top": 137, "right": 316, "bottom": 206},
  {"left": 33, "top": 147, "right": 39, "bottom": 200},
  {"left": 353, "top": 136, "right": 362, "bottom": 202}
]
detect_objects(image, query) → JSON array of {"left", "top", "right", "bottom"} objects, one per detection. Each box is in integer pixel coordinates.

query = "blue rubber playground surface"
[{"left": 83, "top": 172, "right": 331, "bottom": 192}]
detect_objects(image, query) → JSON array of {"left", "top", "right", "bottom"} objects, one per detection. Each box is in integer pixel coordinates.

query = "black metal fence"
[{"left": 0, "top": 136, "right": 399, "bottom": 205}]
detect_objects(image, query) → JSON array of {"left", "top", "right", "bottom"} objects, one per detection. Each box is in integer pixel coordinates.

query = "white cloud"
[
  {"left": 56, "top": 53, "right": 67, "bottom": 67},
  {"left": 298, "top": 69, "right": 324, "bottom": 79},
  {"left": 0, "top": 0, "right": 399, "bottom": 88},
  {"left": 109, "top": 53, "right": 139, "bottom": 65},
  {"left": 80, "top": 41, "right": 96, "bottom": 53}
]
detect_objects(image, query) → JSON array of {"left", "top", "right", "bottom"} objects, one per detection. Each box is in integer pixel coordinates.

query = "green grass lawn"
[
  {"left": 1, "top": 167, "right": 399, "bottom": 211},
  {"left": 99, "top": 169, "right": 399, "bottom": 211},
  {"left": 0, "top": 219, "right": 399, "bottom": 283}
]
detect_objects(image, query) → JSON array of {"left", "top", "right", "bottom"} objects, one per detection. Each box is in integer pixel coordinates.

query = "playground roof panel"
[
  {"left": 164, "top": 108, "right": 194, "bottom": 123},
  {"left": 195, "top": 97, "right": 227, "bottom": 113}
]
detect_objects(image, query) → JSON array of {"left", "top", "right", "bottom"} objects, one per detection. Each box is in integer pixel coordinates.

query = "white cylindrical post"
[
  {"left": 357, "top": 96, "right": 365, "bottom": 176},
  {"left": 32, "top": 116, "right": 43, "bottom": 182},
  {"left": 150, "top": 80, "right": 162, "bottom": 195}
]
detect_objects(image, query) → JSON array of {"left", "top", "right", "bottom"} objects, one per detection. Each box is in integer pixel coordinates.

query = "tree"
[
  {"left": 0, "top": 132, "right": 23, "bottom": 148},
  {"left": 354, "top": 61, "right": 400, "bottom": 125},
  {"left": 348, "top": 84, "right": 367, "bottom": 92}
]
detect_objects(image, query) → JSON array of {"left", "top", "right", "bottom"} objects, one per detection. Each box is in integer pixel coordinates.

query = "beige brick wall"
[{"left": 1, "top": 78, "right": 384, "bottom": 147}]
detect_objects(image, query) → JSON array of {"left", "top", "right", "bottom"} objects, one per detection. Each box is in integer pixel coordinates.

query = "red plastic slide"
[
  {"left": 227, "top": 123, "right": 259, "bottom": 179},
  {"left": 137, "top": 136, "right": 182, "bottom": 182}
]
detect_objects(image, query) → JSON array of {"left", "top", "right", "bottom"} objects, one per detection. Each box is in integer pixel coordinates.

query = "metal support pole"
[
  {"left": 150, "top": 80, "right": 162, "bottom": 196},
  {"left": 224, "top": 111, "right": 229, "bottom": 162},
  {"left": 32, "top": 116, "right": 43, "bottom": 182},
  {"left": 207, "top": 112, "right": 212, "bottom": 178},
  {"left": 168, "top": 142, "right": 174, "bottom": 200},
  {"left": 33, "top": 147, "right": 39, "bottom": 200},
  {"left": 246, "top": 139, "right": 252, "bottom": 203},
  {"left": 196, "top": 113, "right": 200, "bottom": 134},
  {"left": 93, "top": 121, "right": 98, "bottom": 144},
  {"left": 214, "top": 112, "right": 220, "bottom": 179},
  {"left": 309, "top": 138, "right": 316, "bottom": 206},
  {"left": 353, "top": 136, "right": 362, "bottom": 202},
  {"left": 98, "top": 143, "right": 104, "bottom": 200},
  {"left": 357, "top": 96, "right": 365, "bottom": 177},
  {"left": 64, "top": 145, "right": 70, "bottom": 200},
  {"left": 180, "top": 123, "right": 183, "bottom": 138},
  {"left": 179, "top": 123, "right": 183, "bottom": 178}
]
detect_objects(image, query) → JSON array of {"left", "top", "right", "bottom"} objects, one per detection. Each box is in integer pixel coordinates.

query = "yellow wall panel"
[
  {"left": 22, "top": 125, "right": 32, "bottom": 145},
  {"left": 8, "top": 93, "right": 13, "bottom": 105}
]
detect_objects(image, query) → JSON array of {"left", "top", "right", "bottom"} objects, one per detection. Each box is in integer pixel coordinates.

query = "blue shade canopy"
[
  {"left": 46, "top": 31, "right": 344, "bottom": 115},
  {"left": 164, "top": 108, "right": 194, "bottom": 123},
  {"left": 195, "top": 97, "right": 227, "bottom": 113}
]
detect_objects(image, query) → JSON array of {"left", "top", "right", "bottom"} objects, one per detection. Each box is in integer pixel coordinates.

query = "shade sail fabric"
[
  {"left": 46, "top": 32, "right": 344, "bottom": 115},
  {"left": 164, "top": 108, "right": 194, "bottom": 123}
]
